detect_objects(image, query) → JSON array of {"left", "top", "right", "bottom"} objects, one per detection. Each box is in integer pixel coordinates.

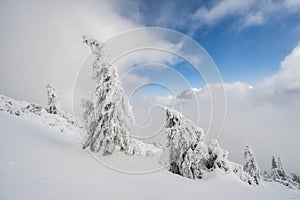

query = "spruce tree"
[
  {"left": 81, "top": 36, "right": 135, "bottom": 155},
  {"left": 243, "top": 144, "right": 261, "bottom": 185},
  {"left": 45, "top": 84, "right": 60, "bottom": 114}
]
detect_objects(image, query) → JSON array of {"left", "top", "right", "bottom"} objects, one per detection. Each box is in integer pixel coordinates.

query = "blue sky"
[
  {"left": 116, "top": 0, "right": 300, "bottom": 85},
  {"left": 1, "top": 0, "right": 300, "bottom": 104}
]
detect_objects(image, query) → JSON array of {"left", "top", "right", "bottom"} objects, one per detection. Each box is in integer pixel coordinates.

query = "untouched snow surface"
[{"left": 0, "top": 112, "right": 299, "bottom": 200}]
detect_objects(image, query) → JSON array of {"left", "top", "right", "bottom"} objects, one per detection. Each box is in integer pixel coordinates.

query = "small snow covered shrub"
[
  {"left": 262, "top": 170, "right": 272, "bottom": 182},
  {"left": 232, "top": 163, "right": 255, "bottom": 185}
]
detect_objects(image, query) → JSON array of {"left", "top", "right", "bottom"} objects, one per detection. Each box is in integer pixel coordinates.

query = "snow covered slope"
[{"left": 0, "top": 112, "right": 299, "bottom": 200}]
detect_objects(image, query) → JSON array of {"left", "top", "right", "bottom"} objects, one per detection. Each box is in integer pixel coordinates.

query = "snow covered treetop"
[{"left": 82, "top": 35, "right": 106, "bottom": 56}]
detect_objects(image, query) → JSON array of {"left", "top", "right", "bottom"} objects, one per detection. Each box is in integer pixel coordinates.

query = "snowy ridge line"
[
  {"left": 0, "top": 93, "right": 160, "bottom": 158},
  {"left": 0, "top": 94, "right": 81, "bottom": 133},
  {"left": 80, "top": 36, "right": 255, "bottom": 181}
]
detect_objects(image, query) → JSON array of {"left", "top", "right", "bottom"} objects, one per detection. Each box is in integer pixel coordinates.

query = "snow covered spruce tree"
[
  {"left": 81, "top": 36, "right": 135, "bottom": 155},
  {"left": 243, "top": 144, "right": 261, "bottom": 185},
  {"left": 161, "top": 106, "right": 208, "bottom": 179},
  {"left": 45, "top": 84, "right": 60, "bottom": 114}
]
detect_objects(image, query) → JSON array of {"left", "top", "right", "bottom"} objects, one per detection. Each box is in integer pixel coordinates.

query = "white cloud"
[
  {"left": 285, "top": 0, "right": 300, "bottom": 11},
  {"left": 259, "top": 42, "right": 300, "bottom": 94},
  {"left": 192, "top": 0, "right": 256, "bottom": 26},
  {"left": 0, "top": 0, "right": 183, "bottom": 113},
  {"left": 243, "top": 12, "right": 264, "bottom": 27},
  {"left": 120, "top": 73, "right": 150, "bottom": 95},
  {"left": 114, "top": 48, "right": 181, "bottom": 75},
  {"left": 191, "top": 0, "right": 298, "bottom": 29},
  {"left": 0, "top": 0, "right": 140, "bottom": 112},
  {"left": 132, "top": 43, "right": 300, "bottom": 174}
]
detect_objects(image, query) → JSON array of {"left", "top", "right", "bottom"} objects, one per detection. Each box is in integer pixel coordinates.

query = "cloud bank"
[
  {"left": 0, "top": 0, "right": 138, "bottom": 111},
  {"left": 129, "top": 43, "right": 300, "bottom": 174}
]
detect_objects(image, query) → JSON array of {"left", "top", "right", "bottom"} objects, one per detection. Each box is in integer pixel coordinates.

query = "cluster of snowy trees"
[
  {"left": 78, "top": 38, "right": 255, "bottom": 182},
  {"left": 263, "top": 156, "right": 300, "bottom": 190},
  {"left": 78, "top": 36, "right": 299, "bottom": 189},
  {"left": 161, "top": 107, "right": 299, "bottom": 189},
  {"left": 79, "top": 36, "right": 238, "bottom": 172},
  {"left": 0, "top": 35, "right": 298, "bottom": 190}
]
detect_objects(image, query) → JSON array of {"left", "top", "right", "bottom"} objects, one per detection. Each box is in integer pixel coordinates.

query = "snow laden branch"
[{"left": 81, "top": 35, "right": 136, "bottom": 155}]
